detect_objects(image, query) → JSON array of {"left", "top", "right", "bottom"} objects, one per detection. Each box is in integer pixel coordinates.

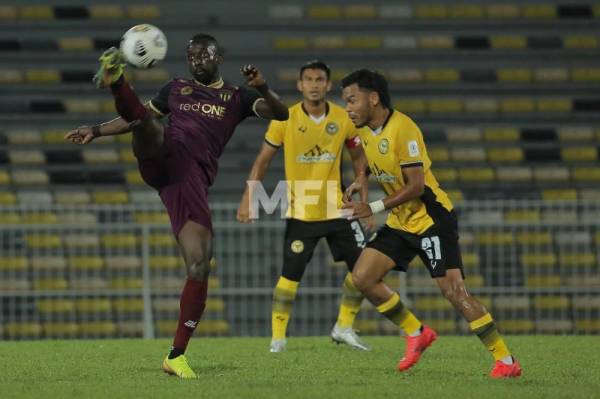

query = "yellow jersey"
[
  {"left": 357, "top": 110, "right": 453, "bottom": 234},
  {"left": 265, "top": 101, "right": 360, "bottom": 221}
]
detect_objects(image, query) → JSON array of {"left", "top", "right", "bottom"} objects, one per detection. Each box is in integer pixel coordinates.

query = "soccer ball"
[{"left": 120, "top": 24, "right": 167, "bottom": 69}]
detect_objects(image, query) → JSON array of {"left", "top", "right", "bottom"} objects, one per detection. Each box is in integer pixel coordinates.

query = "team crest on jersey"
[
  {"left": 378, "top": 138, "right": 389, "bottom": 154},
  {"left": 219, "top": 91, "right": 233, "bottom": 102},
  {"left": 326, "top": 122, "right": 339, "bottom": 135},
  {"left": 298, "top": 126, "right": 307, "bottom": 133},
  {"left": 291, "top": 240, "right": 304, "bottom": 253},
  {"left": 180, "top": 86, "right": 193, "bottom": 95}
]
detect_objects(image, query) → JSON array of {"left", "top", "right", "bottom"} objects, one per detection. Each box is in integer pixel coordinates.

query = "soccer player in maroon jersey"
[{"left": 65, "top": 34, "right": 288, "bottom": 378}]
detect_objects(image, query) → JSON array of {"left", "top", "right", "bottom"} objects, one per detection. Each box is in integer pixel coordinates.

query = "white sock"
[{"left": 501, "top": 355, "right": 513, "bottom": 365}]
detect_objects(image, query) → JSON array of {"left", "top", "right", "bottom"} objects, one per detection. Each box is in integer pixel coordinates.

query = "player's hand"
[
  {"left": 236, "top": 193, "right": 254, "bottom": 224},
  {"left": 240, "top": 64, "right": 266, "bottom": 88},
  {"left": 343, "top": 174, "right": 368, "bottom": 203},
  {"left": 342, "top": 201, "right": 373, "bottom": 220},
  {"left": 362, "top": 215, "right": 376, "bottom": 231},
  {"left": 64, "top": 126, "right": 95, "bottom": 145}
]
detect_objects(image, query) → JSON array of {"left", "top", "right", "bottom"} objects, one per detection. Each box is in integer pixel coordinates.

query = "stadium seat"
[
  {"left": 58, "top": 212, "right": 98, "bottom": 225},
  {"left": 69, "top": 256, "right": 104, "bottom": 270},
  {"left": 493, "top": 296, "right": 531, "bottom": 311},
  {"left": 269, "top": 5, "right": 303, "bottom": 19},
  {"left": 563, "top": 35, "right": 598, "bottom": 49},
  {"left": 5, "top": 322, "right": 43, "bottom": 339},
  {"left": 419, "top": 35, "right": 453, "bottom": 49},
  {"left": 0, "top": 256, "right": 28, "bottom": 271},
  {"left": 496, "top": 167, "right": 532, "bottom": 182},
  {"left": 37, "top": 299, "right": 76, "bottom": 314},
  {"left": 346, "top": 36, "right": 382, "bottom": 49},
  {"left": 312, "top": 36, "right": 346, "bottom": 50},
  {"left": 522, "top": 5, "right": 556, "bottom": 19},
  {"left": 537, "top": 98, "right": 572, "bottom": 112},
  {"left": 43, "top": 323, "right": 79, "bottom": 338},
  {"left": 33, "top": 278, "right": 68, "bottom": 290},
  {"left": 383, "top": 36, "right": 417, "bottom": 49},
  {"left": 491, "top": 36, "right": 527, "bottom": 49},
  {"left": 414, "top": 296, "right": 453, "bottom": 312},
  {"left": 0, "top": 278, "right": 30, "bottom": 291},
  {"left": 516, "top": 232, "right": 552, "bottom": 245},
  {"left": 425, "top": 68, "right": 460, "bottom": 82},
  {"left": 150, "top": 255, "right": 180, "bottom": 269},
  {"left": 500, "top": 98, "right": 535, "bottom": 113},
  {"left": 426, "top": 319, "right": 456, "bottom": 334},
  {"left": 5, "top": 129, "right": 41, "bottom": 144},
  {"left": 450, "top": 147, "right": 486, "bottom": 162},
  {"left": 70, "top": 278, "right": 108, "bottom": 290},
  {"left": 308, "top": 5, "right": 341, "bottom": 19},
  {"left": 542, "top": 189, "right": 577, "bottom": 201},
  {"left": 353, "top": 320, "right": 379, "bottom": 334},
  {"left": 498, "top": 319, "right": 535, "bottom": 334},
  {"left": 521, "top": 253, "right": 557, "bottom": 268},
  {"left": 575, "top": 320, "right": 600, "bottom": 333},
  {"left": 343, "top": 4, "right": 377, "bottom": 19},
  {"left": 534, "top": 295, "right": 570, "bottom": 311},
  {"left": 387, "top": 69, "right": 422, "bottom": 83},
  {"left": 149, "top": 233, "right": 176, "bottom": 248},
  {"left": 126, "top": 5, "right": 160, "bottom": 19},
  {"left": 533, "top": 166, "right": 570, "bottom": 182},
  {"left": 116, "top": 321, "right": 144, "bottom": 337},
  {"left": 88, "top": 5, "right": 124, "bottom": 19},
  {"left": 476, "top": 232, "right": 513, "bottom": 245},
  {"left": 428, "top": 147, "right": 449, "bottom": 162},
  {"left": 76, "top": 298, "right": 111, "bottom": 313},
  {"left": 0, "top": 5, "right": 17, "bottom": 20},
  {"left": 19, "top": 5, "right": 54, "bottom": 19},
  {"left": 93, "top": 191, "right": 129, "bottom": 204},
  {"left": 25, "top": 233, "right": 62, "bottom": 248},
  {"left": 110, "top": 278, "right": 143, "bottom": 289},
  {"left": 112, "top": 298, "right": 144, "bottom": 313},
  {"left": 129, "top": 190, "right": 160, "bottom": 204},
  {"left": 54, "top": 190, "right": 91, "bottom": 204},
  {"left": 11, "top": 169, "right": 49, "bottom": 185},
  {"left": 464, "top": 98, "right": 498, "bottom": 113},
  {"left": 415, "top": 5, "right": 447, "bottom": 19},
  {"left": 504, "top": 210, "right": 540, "bottom": 222},
  {"left": 102, "top": 233, "right": 138, "bottom": 248},
  {"left": 82, "top": 149, "right": 119, "bottom": 164},
  {"left": 126, "top": 170, "right": 144, "bottom": 185},
  {"left": 526, "top": 275, "right": 562, "bottom": 287},
  {"left": 134, "top": 212, "right": 169, "bottom": 223},
  {"left": 486, "top": 5, "right": 520, "bottom": 19},
  {"left": 30, "top": 256, "right": 67, "bottom": 271},
  {"left": 559, "top": 252, "right": 595, "bottom": 268},
  {"left": 449, "top": 5, "right": 483, "bottom": 19},
  {"left": 534, "top": 68, "right": 569, "bottom": 82},
  {"left": 393, "top": 99, "right": 426, "bottom": 114},
  {"left": 17, "top": 190, "right": 53, "bottom": 204},
  {"left": 105, "top": 256, "right": 141, "bottom": 270},
  {"left": 273, "top": 37, "right": 308, "bottom": 50},
  {"left": 484, "top": 127, "right": 519, "bottom": 141},
  {"left": 573, "top": 167, "right": 600, "bottom": 181},
  {"left": 535, "top": 320, "right": 573, "bottom": 334},
  {"left": 79, "top": 321, "right": 116, "bottom": 337},
  {"left": 572, "top": 68, "right": 600, "bottom": 82},
  {"left": 428, "top": 99, "right": 463, "bottom": 113},
  {"left": 459, "top": 167, "right": 494, "bottom": 182},
  {"left": 446, "top": 127, "right": 482, "bottom": 142},
  {"left": 0, "top": 192, "right": 16, "bottom": 205}
]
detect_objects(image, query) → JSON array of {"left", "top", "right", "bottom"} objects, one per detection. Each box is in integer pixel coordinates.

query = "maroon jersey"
[{"left": 149, "top": 77, "right": 261, "bottom": 185}]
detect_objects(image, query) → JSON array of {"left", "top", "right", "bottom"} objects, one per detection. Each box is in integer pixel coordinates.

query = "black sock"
[{"left": 168, "top": 347, "right": 184, "bottom": 359}]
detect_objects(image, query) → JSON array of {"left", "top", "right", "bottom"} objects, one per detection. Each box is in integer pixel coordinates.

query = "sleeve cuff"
[
  {"left": 252, "top": 98, "right": 265, "bottom": 117},
  {"left": 400, "top": 161, "right": 424, "bottom": 169},
  {"left": 264, "top": 138, "right": 281, "bottom": 148},
  {"left": 147, "top": 100, "right": 166, "bottom": 117}
]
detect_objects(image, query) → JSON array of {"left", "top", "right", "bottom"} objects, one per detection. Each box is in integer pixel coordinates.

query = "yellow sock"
[
  {"left": 469, "top": 313, "right": 511, "bottom": 361},
  {"left": 336, "top": 273, "right": 364, "bottom": 328},
  {"left": 376, "top": 292, "right": 421, "bottom": 335},
  {"left": 272, "top": 276, "right": 299, "bottom": 340}
]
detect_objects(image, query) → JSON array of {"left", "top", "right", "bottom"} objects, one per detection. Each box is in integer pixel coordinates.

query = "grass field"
[{"left": 1, "top": 336, "right": 598, "bottom": 399}]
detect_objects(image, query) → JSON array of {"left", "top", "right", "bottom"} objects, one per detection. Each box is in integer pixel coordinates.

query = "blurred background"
[{"left": 0, "top": 0, "right": 599, "bottom": 340}]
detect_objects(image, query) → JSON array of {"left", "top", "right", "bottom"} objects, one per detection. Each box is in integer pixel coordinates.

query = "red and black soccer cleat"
[
  {"left": 490, "top": 357, "right": 522, "bottom": 378},
  {"left": 397, "top": 324, "right": 438, "bottom": 372}
]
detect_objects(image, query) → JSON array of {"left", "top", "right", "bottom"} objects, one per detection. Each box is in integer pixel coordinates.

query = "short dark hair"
[
  {"left": 299, "top": 60, "right": 331, "bottom": 80},
  {"left": 341, "top": 69, "right": 391, "bottom": 109},
  {"left": 188, "top": 33, "right": 223, "bottom": 55}
]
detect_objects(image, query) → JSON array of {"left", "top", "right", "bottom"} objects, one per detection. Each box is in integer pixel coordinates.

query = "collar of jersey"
[
  {"left": 369, "top": 109, "right": 394, "bottom": 136},
  {"left": 193, "top": 77, "right": 224, "bottom": 89}
]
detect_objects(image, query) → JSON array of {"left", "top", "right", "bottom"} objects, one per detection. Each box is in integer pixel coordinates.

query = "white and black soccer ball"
[{"left": 120, "top": 24, "right": 167, "bottom": 69}]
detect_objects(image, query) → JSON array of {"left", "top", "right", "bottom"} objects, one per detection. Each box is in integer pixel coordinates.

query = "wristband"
[
  {"left": 369, "top": 200, "right": 385, "bottom": 214},
  {"left": 91, "top": 125, "right": 102, "bottom": 138}
]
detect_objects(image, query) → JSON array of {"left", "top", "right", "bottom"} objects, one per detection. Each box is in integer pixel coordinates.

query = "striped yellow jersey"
[
  {"left": 357, "top": 110, "right": 453, "bottom": 234},
  {"left": 265, "top": 101, "right": 360, "bottom": 221}
]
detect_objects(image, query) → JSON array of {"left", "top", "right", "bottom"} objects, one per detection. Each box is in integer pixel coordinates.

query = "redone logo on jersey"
[{"left": 179, "top": 102, "right": 226, "bottom": 118}]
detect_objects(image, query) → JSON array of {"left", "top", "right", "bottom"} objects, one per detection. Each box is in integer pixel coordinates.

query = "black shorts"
[
  {"left": 282, "top": 218, "right": 367, "bottom": 281},
  {"left": 367, "top": 212, "right": 464, "bottom": 278}
]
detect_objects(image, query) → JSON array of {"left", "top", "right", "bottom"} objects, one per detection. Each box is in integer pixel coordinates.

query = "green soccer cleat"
[
  {"left": 162, "top": 355, "right": 197, "bottom": 379},
  {"left": 93, "top": 47, "right": 126, "bottom": 88}
]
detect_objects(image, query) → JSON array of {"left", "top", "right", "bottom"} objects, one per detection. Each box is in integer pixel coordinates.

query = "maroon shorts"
[{"left": 137, "top": 137, "right": 212, "bottom": 236}]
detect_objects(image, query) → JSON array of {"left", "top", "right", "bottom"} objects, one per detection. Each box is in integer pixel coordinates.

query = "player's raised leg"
[
  {"left": 162, "top": 220, "right": 213, "bottom": 379},
  {"left": 352, "top": 248, "right": 436, "bottom": 372},
  {"left": 435, "top": 269, "right": 521, "bottom": 378}
]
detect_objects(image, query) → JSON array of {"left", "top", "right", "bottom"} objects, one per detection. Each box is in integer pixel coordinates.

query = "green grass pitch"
[{"left": 1, "top": 336, "right": 598, "bottom": 399}]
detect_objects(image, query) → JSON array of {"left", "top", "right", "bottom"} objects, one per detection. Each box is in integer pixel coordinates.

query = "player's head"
[
  {"left": 297, "top": 60, "right": 331, "bottom": 103},
  {"left": 341, "top": 69, "right": 391, "bottom": 128},
  {"left": 186, "top": 34, "right": 223, "bottom": 84}
]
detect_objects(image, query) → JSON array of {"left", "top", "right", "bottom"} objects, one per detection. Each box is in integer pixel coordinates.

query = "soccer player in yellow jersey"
[
  {"left": 340, "top": 69, "right": 522, "bottom": 378},
  {"left": 237, "top": 61, "right": 371, "bottom": 352}
]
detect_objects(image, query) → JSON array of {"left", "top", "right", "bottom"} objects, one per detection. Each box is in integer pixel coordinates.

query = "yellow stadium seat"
[
  {"left": 505, "top": 210, "right": 540, "bottom": 222},
  {"left": 428, "top": 99, "right": 463, "bottom": 113},
  {"left": 0, "top": 171, "right": 10, "bottom": 185},
  {"left": 93, "top": 191, "right": 129, "bottom": 204},
  {"left": 57, "top": 37, "right": 93, "bottom": 52},
  {"left": 312, "top": 36, "right": 346, "bottom": 49},
  {"left": 414, "top": 297, "right": 453, "bottom": 311},
  {"left": 134, "top": 211, "right": 169, "bottom": 224},
  {"left": 534, "top": 295, "right": 570, "bottom": 310},
  {"left": 500, "top": 98, "right": 535, "bottom": 113},
  {"left": 22, "top": 212, "right": 58, "bottom": 224},
  {"left": 105, "top": 256, "right": 141, "bottom": 270},
  {"left": 308, "top": 5, "right": 342, "bottom": 19},
  {"left": 476, "top": 232, "right": 513, "bottom": 245},
  {"left": 150, "top": 233, "right": 176, "bottom": 247},
  {"left": 571, "top": 68, "right": 600, "bottom": 82},
  {"left": 387, "top": 69, "right": 422, "bottom": 83},
  {"left": 426, "top": 319, "right": 456, "bottom": 334},
  {"left": 542, "top": 189, "right": 577, "bottom": 201},
  {"left": 102, "top": 233, "right": 138, "bottom": 248},
  {"left": 451, "top": 148, "right": 486, "bottom": 162},
  {"left": 346, "top": 36, "right": 382, "bottom": 49},
  {"left": 71, "top": 277, "right": 108, "bottom": 290},
  {"left": 522, "top": 5, "right": 556, "bottom": 18},
  {"left": 119, "top": 148, "right": 136, "bottom": 163},
  {"left": 487, "top": 148, "right": 523, "bottom": 162},
  {"left": 493, "top": 296, "right": 531, "bottom": 311},
  {"left": 536, "top": 320, "right": 573, "bottom": 334},
  {"left": 126, "top": 170, "right": 144, "bottom": 185},
  {"left": 79, "top": 321, "right": 116, "bottom": 337},
  {"left": 9, "top": 149, "right": 45, "bottom": 165},
  {"left": 573, "top": 167, "right": 600, "bottom": 181},
  {"left": 521, "top": 253, "right": 556, "bottom": 268},
  {"left": 534, "top": 68, "right": 568, "bottom": 82},
  {"left": 0, "top": 256, "right": 28, "bottom": 271},
  {"left": 25, "top": 234, "right": 62, "bottom": 248},
  {"left": 33, "top": 278, "right": 68, "bottom": 290},
  {"left": 18, "top": 5, "right": 53, "bottom": 19},
  {"left": 343, "top": 4, "right": 377, "bottom": 19},
  {"left": 564, "top": 36, "right": 598, "bottom": 49},
  {"left": 459, "top": 167, "right": 494, "bottom": 182},
  {"left": 565, "top": 276, "right": 600, "bottom": 288},
  {"left": 485, "top": 5, "right": 520, "bottom": 19},
  {"left": 5, "top": 322, "right": 42, "bottom": 338},
  {"left": 393, "top": 99, "right": 426, "bottom": 114},
  {"left": 0, "top": 6, "right": 17, "bottom": 20},
  {"left": 0, "top": 192, "right": 17, "bottom": 205},
  {"left": 54, "top": 190, "right": 91, "bottom": 204},
  {"left": 273, "top": 37, "right": 308, "bottom": 50},
  {"left": 415, "top": 5, "right": 448, "bottom": 19},
  {"left": 533, "top": 166, "right": 570, "bottom": 182},
  {"left": 25, "top": 69, "right": 60, "bottom": 84},
  {"left": 11, "top": 170, "right": 49, "bottom": 185},
  {"left": 116, "top": 321, "right": 144, "bottom": 337},
  {"left": 432, "top": 168, "right": 457, "bottom": 183},
  {"left": 62, "top": 233, "right": 98, "bottom": 248},
  {"left": 69, "top": 256, "right": 104, "bottom": 270},
  {"left": 464, "top": 98, "right": 498, "bottom": 113},
  {"left": 126, "top": 5, "right": 160, "bottom": 19},
  {"left": 484, "top": 127, "right": 519, "bottom": 141},
  {"left": 112, "top": 298, "right": 144, "bottom": 313},
  {"left": 353, "top": 320, "right": 379, "bottom": 334},
  {"left": 557, "top": 126, "right": 594, "bottom": 141},
  {"left": 150, "top": 255, "right": 180, "bottom": 269},
  {"left": 576, "top": 320, "right": 600, "bottom": 333},
  {"left": 419, "top": 35, "right": 453, "bottom": 49},
  {"left": 462, "top": 253, "right": 479, "bottom": 269},
  {"left": 526, "top": 275, "right": 562, "bottom": 288},
  {"left": 37, "top": 299, "right": 75, "bottom": 313},
  {"left": 76, "top": 299, "right": 111, "bottom": 313},
  {"left": 491, "top": 36, "right": 527, "bottom": 49},
  {"left": 110, "top": 278, "right": 143, "bottom": 290},
  {"left": 537, "top": 98, "right": 572, "bottom": 112},
  {"left": 30, "top": 256, "right": 67, "bottom": 271},
  {"left": 0, "top": 213, "right": 20, "bottom": 223},
  {"left": 446, "top": 127, "right": 483, "bottom": 142},
  {"left": 196, "top": 320, "right": 230, "bottom": 335},
  {"left": 425, "top": 69, "right": 460, "bottom": 82},
  {"left": 516, "top": 232, "right": 552, "bottom": 245},
  {"left": 88, "top": 5, "right": 123, "bottom": 19},
  {"left": 428, "top": 147, "right": 449, "bottom": 162},
  {"left": 43, "top": 323, "right": 79, "bottom": 338},
  {"left": 449, "top": 5, "right": 483, "bottom": 18},
  {"left": 64, "top": 99, "right": 102, "bottom": 114},
  {"left": 559, "top": 253, "right": 596, "bottom": 268},
  {"left": 498, "top": 320, "right": 534, "bottom": 334},
  {"left": 561, "top": 147, "right": 597, "bottom": 162},
  {"left": 572, "top": 296, "right": 600, "bottom": 311}
]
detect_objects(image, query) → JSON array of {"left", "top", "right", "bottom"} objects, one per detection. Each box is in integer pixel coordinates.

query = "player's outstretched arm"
[
  {"left": 240, "top": 64, "right": 288, "bottom": 121},
  {"left": 64, "top": 104, "right": 162, "bottom": 145},
  {"left": 237, "top": 142, "right": 279, "bottom": 223}
]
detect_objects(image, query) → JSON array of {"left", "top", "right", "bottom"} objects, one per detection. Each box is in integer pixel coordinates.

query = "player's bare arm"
[
  {"left": 237, "top": 142, "right": 279, "bottom": 223},
  {"left": 64, "top": 104, "right": 163, "bottom": 145},
  {"left": 346, "top": 145, "right": 375, "bottom": 229},
  {"left": 240, "top": 64, "right": 288, "bottom": 121},
  {"left": 343, "top": 166, "right": 425, "bottom": 220}
]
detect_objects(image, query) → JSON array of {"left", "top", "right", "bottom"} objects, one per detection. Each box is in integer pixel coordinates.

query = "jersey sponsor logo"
[
  {"left": 297, "top": 145, "right": 336, "bottom": 163},
  {"left": 219, "top": 91, "right": 232, "bottom": 102},
  {"left": 408, "top": 140, "right": 420, "bottom": 157},
  {"left": 326, "top": 122, "right": 339, "bottom": 135},
  {"left": 298, "top": 126, "right": 307, "bottom": 133},
  {"left": 378, "top": 138, "right": 389, "bottom": 154},
  {"left": 291, "top": 240, "right": 304, "bottom": 253},
  {"left": 179, "top": 102, "right": 227, "bottom": 118},
  {"left": 372, "top": 163, "right": 396, "bottom": 183},
  {"left": 180, "top": 86, "right": 193, "bottom": 95}
]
